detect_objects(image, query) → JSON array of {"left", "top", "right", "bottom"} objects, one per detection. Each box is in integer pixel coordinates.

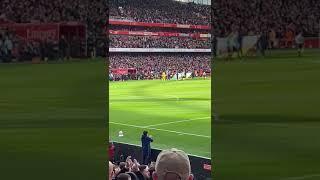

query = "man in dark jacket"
[{"left": 141, "top": 131, "right": 153, "bottom": 165}]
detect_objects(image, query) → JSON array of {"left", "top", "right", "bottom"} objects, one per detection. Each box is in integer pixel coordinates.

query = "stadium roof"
[{"left": 175, "top": 0, "right": 211, "bottom": 5}]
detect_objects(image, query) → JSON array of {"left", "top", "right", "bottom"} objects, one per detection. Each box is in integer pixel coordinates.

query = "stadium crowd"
[
  {"left": 0, "top": 0, "right": 107, "bottom": 32},
  {"left": 108, "top": 148, "right": 193, "bottom": 180},
  {"left": 0, "top": 27, "right": 102, "bottom": 62},
  {"left": 109, "top": 54, "right": 211, "bottom": 81},
  {"left": 110, "top": 35, "right": 210, "bottom": 49},
  {"left": 110, "top": 26, "right": 210, "bottom": 34},
  {"left": 0, "top": 0, "right": 107, "bottom": 62},
  {"left": 213, "top": 0, "right": 320, "bottom": 37},
  {"left": 109, "top": 0, "right": 210, "bottom": 25}
]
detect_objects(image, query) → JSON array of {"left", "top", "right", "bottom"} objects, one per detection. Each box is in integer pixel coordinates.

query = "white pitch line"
[
  {"left": 166, "top": 95, "right": 180, "bottom": 101},
  {"left": 111, "top": 95, "right": 180, "bottom": 102},
  {"left": 109, "top": 122, "right": 210, "bottom": 138},
  {"left": 111, "top": 140, "right": 211, "bottom": 160},
  {"left": 280, "top": 174, "right": 320, "bottom": 180},
  {"left": 144, "top": 117, "right": 210, "bottom": 128},
  {"left": 215, "top": 118, "right": 294, "bottom": 128}
]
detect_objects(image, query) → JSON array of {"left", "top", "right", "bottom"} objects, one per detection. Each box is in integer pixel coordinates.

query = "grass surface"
[
  {"left": 0, "top": 59, "right": 106, "bottom": 180},
  {"left": 2, "top": 49, "right": 320, "bottom": 180},
  {"left": 213, "top": 49, "right": 320, "bottom": 180},
  {"left": 109, "top": 79, "right": 211, "bottom": 158}
]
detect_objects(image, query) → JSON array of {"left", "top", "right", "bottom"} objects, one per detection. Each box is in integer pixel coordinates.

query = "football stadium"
[
  {"left": 1, "top": 0, "right": 320, "bottom": 179},
  {"left": 108, "top": 0, "right": 212, "bottom": 179},
  {"left": 0, "top": 1, "right": 107, "bottom": 180},
  {"left": 213, "top": 0, "right": 320, "bottom": 180}
]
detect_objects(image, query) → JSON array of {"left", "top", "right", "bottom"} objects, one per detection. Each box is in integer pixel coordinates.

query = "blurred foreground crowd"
[
  {"left": 0, "top": 0, "right": 107, "bottom": 62},
  {"left": 0, "top": 0, "right": 107, "bottom": 38},
  {"left": 108, "top": 148, "right": 194, "bottom": 180}
]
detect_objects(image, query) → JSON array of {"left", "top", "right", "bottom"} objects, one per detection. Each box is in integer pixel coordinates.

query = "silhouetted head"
[{"left": 143, "top": 131, "right": 148, "bottom": 136}]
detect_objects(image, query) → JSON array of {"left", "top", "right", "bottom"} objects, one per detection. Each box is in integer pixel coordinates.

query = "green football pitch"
[
  {"left": 1, "top": 49, "right": 320, "bottom": 180},
  {"left": 109, "top": 79, "right": 211, "bottom": 158},
  {"left": 213, "top": 49, "right": 320, "bottom": 180},
  {"left": 0, "top": 59, "right": 106, "bottom": 180}
]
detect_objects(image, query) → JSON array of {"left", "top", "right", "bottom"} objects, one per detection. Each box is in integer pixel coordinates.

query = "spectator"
[
  {"left": 134, "top": 165, "right": 149, "bottom": 180},
  {"left": 127, "top": 172, "right": 139, "bottom": 180},
  {"left": 118, "top": 162, "right": 129, "bottom": 175},
  {"left": 141, "top": 131, "right": 153, "bottom": 165},
  {"left": 109, "top": 141, "right": 115, "bottom": 163},
  {"left": 153, "top": 148, "right": 193, "bottom": 180},
  {"left": 117, "top": 173, "right": 132, "bottom": 180},
  {"left": 109, "top": 161, "right": 115, "bottom": 180}
]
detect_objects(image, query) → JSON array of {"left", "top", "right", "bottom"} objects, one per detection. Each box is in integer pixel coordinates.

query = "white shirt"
[
  {"left": 4, "top": 38, "right": 13, "bottom": 50},
  {"left": 295, "top": 34, "right": 304, "bottom": 44}
]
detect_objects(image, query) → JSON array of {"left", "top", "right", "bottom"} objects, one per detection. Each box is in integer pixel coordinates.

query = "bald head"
[{"left": 117, "top": 173, "right": 131, "bottom": 180}]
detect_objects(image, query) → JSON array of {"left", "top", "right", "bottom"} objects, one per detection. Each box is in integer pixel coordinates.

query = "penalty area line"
[
  {"left": 109, "top": 122, "right": 210, "bottom": 139},
  {"left": 166, "top": 95, "right": 180, "bottom": 101},
  {"left": 144, "top": 116, "right": 210, "bottom": 128}
]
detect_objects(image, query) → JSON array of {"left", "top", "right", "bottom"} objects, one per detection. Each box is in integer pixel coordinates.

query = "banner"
[
  {"left": 109, "top": 19, "right": 210, "bottom": 30},
  {"left": 109, "top": 30, "right": 210, "bottom": 39},
  {"left": 109, "top": 48, "right": 211, "bottom": 53},
  {"left": 111, "top": 68, "right": 128, "bottom": 75},
  {"left": 304, "top": 37, "right": 320, "bottom": 48},
  {"left": 4, "top": 23, "right": 59, "bottom": 41},
  {"left": 1, "top": 22, "right": 86, "bottom": 42},
  {"left": 111, "top": 68, "right": 136, "bottom": 75}
]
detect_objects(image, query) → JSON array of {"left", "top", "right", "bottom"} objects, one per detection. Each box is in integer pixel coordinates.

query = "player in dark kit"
[
  {"left": 258, "top": 31, "right": 268, "bottom": 57},
  {"left": 141, "top": 131, "right": 153, "bottom": 165},
  {"left": 59, "top": 35, "right": 68, "bottom": 60}
]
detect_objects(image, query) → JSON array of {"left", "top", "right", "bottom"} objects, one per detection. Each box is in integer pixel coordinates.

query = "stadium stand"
[
  {"left": 212, "top": 0, "right": 320, "bottom": 54},
  {"left": 110, "top": 26, "right": 210, "bottom": 33},
  {"left": 110, "top": 35, "right": 210, "bottom": 49},
  {"left": 109, "top": 0, "right": 211, "bottom": 81},
  {"left": 109, "top": 0, "right": 210, "bottom": 25},
  {"left": 109, "top": 54, "right": 210, "bottom": 81},
  {"left": 0, "top": 0, "right": 107, "bottom": 63},
  {"left": 212, "top": 0, "right": 320, "bottom": 58},
  {"left": 213, "top": 0, "right": 320, "bottom": 37}
]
